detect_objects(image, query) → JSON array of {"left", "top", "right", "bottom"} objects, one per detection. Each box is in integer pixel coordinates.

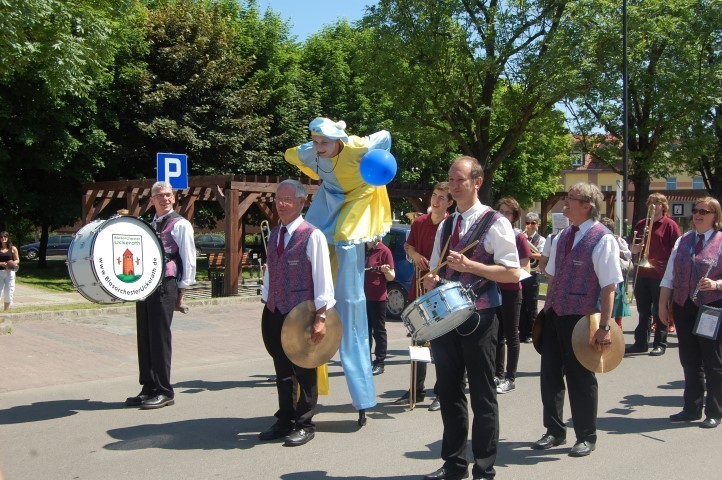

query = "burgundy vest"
[
  {"left": 443, "top": 212, "right": 503, "bottom": 310},
  {"left": 544, "top": 222, "right": 608, "bottom": 316},
  {"left": 266, "top": 221, "right": 315, "bottom": 314},
  {"left": 157, "top": 213, "right": 182, "bottom": 278},
  {"left": 672, "top": 231, "right": 722, "bottom": 306}
]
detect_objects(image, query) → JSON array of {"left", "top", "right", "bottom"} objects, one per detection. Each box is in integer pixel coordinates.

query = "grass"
[{"left": 16, "top": 259, "right": 76, "bottom": 292}]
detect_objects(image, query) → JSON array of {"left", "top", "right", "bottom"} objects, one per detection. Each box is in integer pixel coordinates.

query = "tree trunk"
[
  {"left": 630, "top": 173, "right": 651, "bottom": 235},
  {"left": 38, "top": 223, "right": 50, "bottom": 269}
]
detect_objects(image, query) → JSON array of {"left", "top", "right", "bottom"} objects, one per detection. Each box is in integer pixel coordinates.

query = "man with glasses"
[
  {"left": 422, "top": 156, "right": 520, "bottom": 480},
  {"left": 627, "top": 193, "right": 680, "bottom": 356},
  {"left": 126, "top": 181, "right": 196, "bottom": 409},
  {"left": 531, "top": 183, "right": 622, "bottom": 458},
  {"left": 520, "top": 212, "right": 546, "bottom": 343}
]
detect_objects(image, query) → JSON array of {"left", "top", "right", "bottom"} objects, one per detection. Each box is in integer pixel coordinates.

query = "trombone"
[
  {"left": 259, "top": 220, "right": 271, "bottom": 280},
  {"left": 627, "top": 203, "right": 656, "bottom": 302}
]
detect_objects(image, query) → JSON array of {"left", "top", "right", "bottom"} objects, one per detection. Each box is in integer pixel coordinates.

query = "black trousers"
[
  {"left": 135, "top": 277, "right": 177, "bottom": 398},
  {"left": 519, "top": 272, "right": 540, "bottom": 340},
  {"left": 495, "top": 289, "right": 522, "bottom": 380},
  {"left": 431, "top": 308, "right": 498, "bottom": 479},
  {"left": 366, "top": 300, "right": 388, "bottom": 364},
  {"left": 673, "top": 299, "right": 722, "bottom": 418},
  {"left": 634, "top": 276, "right": 668, "bottom": 348},
  {"left": 261, "top": 306, "right": 318, "bottom": 430},
  {"left": 540, "top": 309, "right": 598, "bottom": 444}
]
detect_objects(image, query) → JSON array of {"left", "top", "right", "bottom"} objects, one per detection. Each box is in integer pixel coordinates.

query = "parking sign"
[{"left": 157, "top": 153, "right": 188, "bottom": 189}]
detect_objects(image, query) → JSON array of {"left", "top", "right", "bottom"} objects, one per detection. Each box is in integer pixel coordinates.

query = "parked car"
[
  {"left": 20, "top": 234, "right": 74, "bottom": 260},
  {"left": 380, "top": 224, "right": 414, "bottom": 319},
  {"left": 194, "top": 234, "right": 225, "bottom": 256}
]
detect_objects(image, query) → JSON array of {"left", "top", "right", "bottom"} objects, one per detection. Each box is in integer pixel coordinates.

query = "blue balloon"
[{"left": 360, "top": 149, "right": 397, "bottom": 186}]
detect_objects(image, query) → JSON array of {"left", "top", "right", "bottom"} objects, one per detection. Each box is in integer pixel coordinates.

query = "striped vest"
[
  {"left": 545, "top": 223, "right": 608, "bottom": 316},
  {"left": 266, "top": 221, "right": 315, "bottom": 314}
]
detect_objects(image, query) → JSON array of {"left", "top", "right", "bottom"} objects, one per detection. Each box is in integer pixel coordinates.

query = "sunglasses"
[
  {"left": 525, "top": 221, "right": 537, "bottom": 225},
  {"left": 692, "top": 208, "right": 714, "bottom": 215}
]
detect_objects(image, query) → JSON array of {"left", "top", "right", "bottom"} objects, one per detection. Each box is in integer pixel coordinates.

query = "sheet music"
[{"left": 695, "top": 309, "right": 721, "bottom": 339}]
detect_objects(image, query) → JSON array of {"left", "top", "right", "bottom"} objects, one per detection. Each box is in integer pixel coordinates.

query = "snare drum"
[
  {"left": 66, "top": 216, "right": 164, "bottom": 304},
  {"left": 401, "top": 282, "right": 475, "bottom": 342}
]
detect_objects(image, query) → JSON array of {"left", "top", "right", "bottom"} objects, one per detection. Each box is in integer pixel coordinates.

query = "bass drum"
[{"left": 66, "top": 215, "right": 164, "bottom": 304}]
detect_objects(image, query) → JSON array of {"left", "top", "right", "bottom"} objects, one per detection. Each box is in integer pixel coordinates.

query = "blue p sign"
[{"left": 157, "top": 153, "right": 188, "bottom": 189}]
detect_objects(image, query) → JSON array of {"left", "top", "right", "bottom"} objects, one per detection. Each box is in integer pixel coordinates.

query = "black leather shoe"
[
  {"left": 258, "top": 422, "right": 294, "bottom": 441},
  {"left": 125, "top": 393, "right": 152, "bottom": 407},
  {"left": 424, "top": 467, "right": 469, "bottom": 480},
  {"left": 140, "top": 394, "right": 174, "bottom": 409},
  {"left": 428, "top": 397, "right": 441, "bottom": 411},
  {"left": 569, "top": 440, "right": 596, "bottom": 457},
  {"left": 531, "top": 433, "right": 566, "bottom": 450},
  {"left": 700, "top": 417, "right": 720, "bottom": 429},
  {"left": 649, "top": 346, "right": 666, "bottom": 356},
  {"left": 394, "top": 391, "right": 425, "bottom": 405},
  {"left": 669, "top": 410, "right": 702, "bottom": 422},
  {"left": 522, "top": 337, "right": 533, "bottom": 344},
  {"left": 372, "top": 363, "right": 385, "bottom": 375},
  {"left": 625, "top": 343, "right": 648, "bottom": 354},
  {"left": 284, "top": 428, "right": 315, "bottom": 446}
]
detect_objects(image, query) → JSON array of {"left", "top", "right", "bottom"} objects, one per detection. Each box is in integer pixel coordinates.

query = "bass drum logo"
[{"left": 112, "top": 234, "right": 145, "bottom": 283}]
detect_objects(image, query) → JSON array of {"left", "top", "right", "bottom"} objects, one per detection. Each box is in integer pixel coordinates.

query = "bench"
[{"left": 207, "top": 251, "right": 259, "bottom": 280}]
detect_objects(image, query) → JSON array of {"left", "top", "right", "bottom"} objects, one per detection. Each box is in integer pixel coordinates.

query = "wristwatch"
[{"left": 600, "top": 323, "right": 611, "bottom": 332}]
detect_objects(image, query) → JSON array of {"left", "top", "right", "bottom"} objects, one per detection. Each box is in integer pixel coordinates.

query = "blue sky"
[{"left": 262, "top": 0, "right": 377, "bottom": 41}]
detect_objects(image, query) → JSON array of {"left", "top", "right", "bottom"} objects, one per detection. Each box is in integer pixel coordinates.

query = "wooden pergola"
[{"left": 81, "top": 175, "right": 431, "bottom": 295}]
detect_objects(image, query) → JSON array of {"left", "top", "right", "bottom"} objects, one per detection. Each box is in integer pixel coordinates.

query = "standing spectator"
[
  {"left": 659, "top": 197, "right": 722, "bottom": 429},
  {"left": 494, "top": 197, "right": 532, "bottom": 394},
  {"left": 627, "top": 193, "right": 681, "bottom": 356},
  {"left": 520, "top": 212, "right": 546, "bottom": 343},
  {"left": 531, "top": 183, "right": 622, "bottom": 457},
  {"left": 0, "top": 231, "right": 20, "bottom": 311},
  {"left": 365, "top": 239, "right": 395, "bottom": 375},
  {"left": 394, "top": 182, "right": 453, "bottom": 410},
  {"left": 259, "top": 180, "right": 335, "bottom": 446},
  {"left": 422, "top": 156, "right": 520, "bottom": 480},
  {"left": 125, "top": 181, "right": 196, "bottom": 409}
]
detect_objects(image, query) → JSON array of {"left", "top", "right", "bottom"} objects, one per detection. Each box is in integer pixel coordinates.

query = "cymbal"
[
  {"left": 281, "top": 300, "right": 342, "bottom": 369},
  {"left": 531, "top": 309, "right": 545, "bottom": 355},
  {"left": 572, "top": 313, "right": 624, "bottom": 373}
]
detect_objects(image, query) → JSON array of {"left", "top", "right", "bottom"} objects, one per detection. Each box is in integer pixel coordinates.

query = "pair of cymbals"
[
  {"left": 281, "top": 300, "right": 342, "bottom": 369},
  {"left": 532, "top": 310, "right": 624, "bottom": 373}
]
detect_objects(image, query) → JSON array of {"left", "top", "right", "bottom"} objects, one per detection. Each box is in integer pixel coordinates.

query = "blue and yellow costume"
[{"left": 285, "top": 118, "right": 392, "bottom": 411}]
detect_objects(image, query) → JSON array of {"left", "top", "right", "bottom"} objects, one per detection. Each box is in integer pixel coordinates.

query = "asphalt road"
[{"left": 1, "top": 296, "right": 720, "bottom": 479}]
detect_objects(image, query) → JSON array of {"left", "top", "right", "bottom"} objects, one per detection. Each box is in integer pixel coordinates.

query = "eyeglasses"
[
  {"left": 564, "top": 195, "right": 588, "bottom": 203},
  {"left": 153, "top": 192, "right": 174, "bottom": 199},
  {"left": 526, "top": 221, "right": 537, "bottom": 225},
  {"left": 692, "top": 208, "right": 714, "bottom": 215}
]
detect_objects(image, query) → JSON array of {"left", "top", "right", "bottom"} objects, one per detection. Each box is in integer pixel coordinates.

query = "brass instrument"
[
  {"left": 628, "top": 203, "right": 656, "bottom": 302},
  {"left": 259, "top": 220, "right": 271, "bottom": 279}
]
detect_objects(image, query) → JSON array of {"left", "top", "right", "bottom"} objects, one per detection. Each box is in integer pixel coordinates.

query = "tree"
[
  {"left": 0, "top": 0, "right": 134, "bottom": 265},
  {"left": 362, "top": 0, "right": 577, "bottom": 202},
  {"left": 564, "top": 0, "right": 719, "bottom": 224}
]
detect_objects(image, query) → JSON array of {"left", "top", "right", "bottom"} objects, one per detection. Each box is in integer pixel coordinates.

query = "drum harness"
[{"left": 438, "top": 209, "right": 500, "bottom": 336}]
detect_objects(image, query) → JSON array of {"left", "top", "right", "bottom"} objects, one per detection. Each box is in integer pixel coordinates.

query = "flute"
[{"left": 692, "top": 261, "right": 716, "bottom": 302}]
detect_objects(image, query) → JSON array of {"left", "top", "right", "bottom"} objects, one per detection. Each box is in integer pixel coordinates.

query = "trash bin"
[{"left": 210, "top": 271, "right": 225, "bottom": 298}]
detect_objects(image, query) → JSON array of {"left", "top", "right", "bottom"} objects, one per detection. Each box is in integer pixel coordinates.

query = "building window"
[
  {"left": 600, "top": 185, "right": 613, "bottom": 192},
  {"left": 666, "top": 177, "right": 677, "bottom": 190},
  {"left": 693, "top": 176, "right": 705, "bottom": 190},
  {"left": 570, "top": 152, "right": 584, "bottom": 167}
]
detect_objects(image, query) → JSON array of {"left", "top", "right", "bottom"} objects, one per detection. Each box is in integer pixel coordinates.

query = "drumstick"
[{"left": 430, "top": 240, "right": 480, "bottom": 276}]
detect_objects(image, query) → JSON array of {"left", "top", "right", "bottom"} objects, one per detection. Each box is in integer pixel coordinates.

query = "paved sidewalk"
[{"left": 1, "top": 296, "right": 721, "bottom": 479}]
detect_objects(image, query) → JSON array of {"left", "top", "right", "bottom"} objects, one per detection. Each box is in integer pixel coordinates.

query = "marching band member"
[
  {"left": 126, "top": 181, "right": 196, "bottom": 409},
  {"left": 394, "top": 182, "right": 452, "bottom": 410},
  {"left": 519, "top": 212, "right": 546, "bottom": 344},
  {"left": 364, "top": 238, "right": 395, "bottom": 375},
  {"left": 494, "top": 197, "right": 532, "bottom": 394},
  {"left": 285, "top": 118, "right": 392, "bottom": 424},
  {"left": 627, "top": 193, "right": 680, "bottom": 356},
  {"left": 531, "top": 183, "right": 621, "bottom": 457},
  {"left": 259, "top": 180, "right": 335, "bottom": 446},
  {"left": 422, "top": 156, "right": 520, "bottom": 480},
  {"left": 659, "top": 197, "right": 722, "bottom": 429}
]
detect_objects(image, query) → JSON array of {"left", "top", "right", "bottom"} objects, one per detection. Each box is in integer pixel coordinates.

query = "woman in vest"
[
  {"left": 0, "top": 231, "right": 20, "bottom": 310},
  {"left": 659, "top": 197, "right": 722, "bottom": 429},
  {"left": 285, "top": 118, "right": 392, "bottom": 424}
]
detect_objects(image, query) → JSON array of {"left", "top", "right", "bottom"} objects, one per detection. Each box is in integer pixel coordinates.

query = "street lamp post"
[{"left": 622, "top": 0, "right": 629, "bottom": 237}]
